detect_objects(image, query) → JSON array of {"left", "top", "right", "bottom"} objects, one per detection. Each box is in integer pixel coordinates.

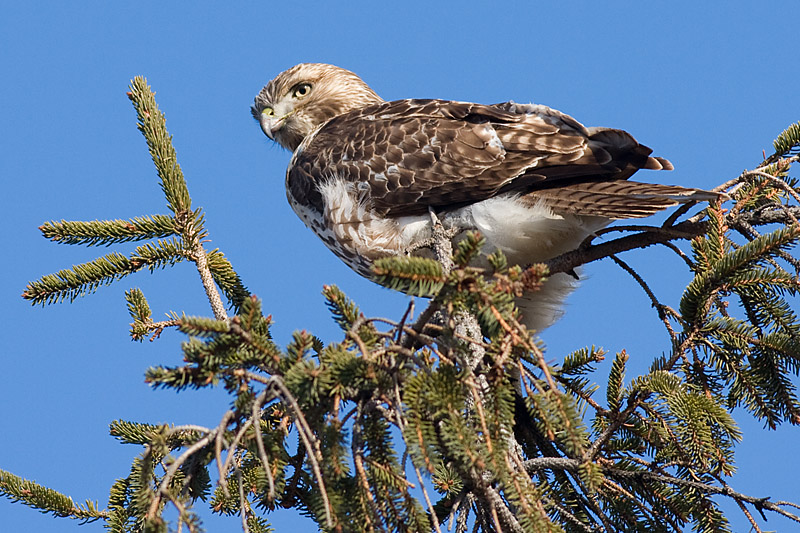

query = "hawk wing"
[{"left": 287, "top": 98, "right": 676, "bottom": 218}]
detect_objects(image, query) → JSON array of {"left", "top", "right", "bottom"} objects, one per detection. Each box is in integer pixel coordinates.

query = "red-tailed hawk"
[{"left": 252, "top": 63, "right": 717, "bottom": 331}]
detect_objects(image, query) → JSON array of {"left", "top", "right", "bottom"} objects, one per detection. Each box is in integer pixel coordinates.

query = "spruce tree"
[{"left": 2, "top": 77, "right": 799, "bottom": 532}]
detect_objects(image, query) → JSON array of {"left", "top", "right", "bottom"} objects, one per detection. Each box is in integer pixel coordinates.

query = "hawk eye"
[
  {"left": 292, "top": 83, "right": 312, "bottom": 99},
  {"left": 261, "top": 107, "right": 275, "bottom": 117}
]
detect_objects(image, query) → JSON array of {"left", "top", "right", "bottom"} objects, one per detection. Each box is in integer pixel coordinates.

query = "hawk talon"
[
  {"left": 427, "top": 206, "right": 441, "bottom": 227},
  {"left": 403, "top": 233, "right": 460, "bottom": 256}
]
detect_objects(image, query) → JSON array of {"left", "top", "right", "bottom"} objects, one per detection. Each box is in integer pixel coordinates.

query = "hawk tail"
[
  {"left": 586, "top": 127, "right": 674, "bottom": 174},
  {"left": 527, "top": 181, "right": 725, "bottom": 220},
  {"left": 644, "top": 156, "right": 674, "bottom": 171}
]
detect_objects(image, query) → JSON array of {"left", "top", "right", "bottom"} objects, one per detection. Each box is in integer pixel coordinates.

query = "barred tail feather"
[{"left": 527, "top": 181, "right": 725, "bottom": 219}]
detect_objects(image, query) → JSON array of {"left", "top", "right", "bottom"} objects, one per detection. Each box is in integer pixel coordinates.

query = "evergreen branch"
[
  {"left": 23, "top": 239, "right": 189, "bottom": 305},
  {"left": 323, "top": 284, "right": 365, "bottom": 333},
  {"left": 452, "top": 231, "right": 486, "bottom": 268},
  {"left": 612, "top": 469, "right": 800, "bottom": 525},
  {"left": 131, "top": 238, "right": 190, "bottom": 271},
  {"left": 0, "top": 469, "right": 108, "bottom": 522},
  {"left": 680, "top": 226, "right": 800, "bottom": 323},
  {"left": 351, "top": 404, "right": 384, "bottom": 530},
  {"left": 589, "top": 392, "right": 643, "bottom": 463},
  {"left": 14, "top": 92, "right": 800, "bottom": 532},
  {"left": 772, "top": 121, "right": 800, "bottom": 160},
  {"left": 23, "top": 252, "right": 140, "bottom": 305},
  {"left": 125, "top": 288, "right": 151, "bottom": 324},
  {"left": 269, "top": 376, "right": 334, "bottom": 528},
  {"left": 392, "top": 382, "right": 444, "bottom": 533},
  {"left": 558, "top": 346, "right": 605, "bottom": 377},
  {"left": 206, "top": 248, "right": 250, "bottom": 313},
  {"left": 124, "top": 297, "right": 181, "bottom": 342},
  {"left": 39, "top": 215, "right": 178, "bottom": 247},
  {"left": 372, "top": 256, "right": 446, "bottom": 297},
  {"left": 545, "top": 205, "right": 800, "bottom": 278},
  {"left": 128, "top": 78, "right": 232, "bottom": 320},
  {"left": 606, "top": 351, "right": 628, "bottom": 413},
  {"left": 740, "top": 169, "right": 800, "bottom": 207},
  {"left": 128, "top": 77, "right": 191, "bottom": 215},
  {"left": 731, "top": 217, "right": 800, "bottom": 273},
  {"left": 125, "top": 288, "right": 153, "bottom": 341},
  {"left": 110, "top": 420, "right": 167, "bottom": 446},
  {"left": 147, "top": 425, "right": 218, "bottom": 523},
  {"left": 176, "top": 315, "right": 231, "bottom": 337},
  {"left": 24, "top": 80, "right": 236, "bottom": 324},
  {"left": 109, "top": 420, "right": 206, "bottom": 448}
]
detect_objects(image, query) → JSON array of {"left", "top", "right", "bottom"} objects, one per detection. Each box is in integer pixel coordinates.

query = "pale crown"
[{"left": 252, "top": 63, "right": 383, "bottom": 151}]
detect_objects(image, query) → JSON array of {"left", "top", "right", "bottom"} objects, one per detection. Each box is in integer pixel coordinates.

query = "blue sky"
[{"left": 1, "top": 2, "right": 798, "bottom": 531}]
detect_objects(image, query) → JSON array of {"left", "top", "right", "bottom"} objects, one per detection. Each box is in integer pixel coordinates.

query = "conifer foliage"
[{"left": 3, "top": 80, "right": 800, "bottom": 532}]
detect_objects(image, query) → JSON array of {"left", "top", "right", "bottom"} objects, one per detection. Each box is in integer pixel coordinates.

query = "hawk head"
[{"left": 252, "top": 63, "right": 383, "bottom": 151}]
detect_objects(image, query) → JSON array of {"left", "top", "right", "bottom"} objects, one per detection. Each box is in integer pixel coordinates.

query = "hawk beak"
[{"left": 260, "top": 115, "right": 286, "bottom": 141}]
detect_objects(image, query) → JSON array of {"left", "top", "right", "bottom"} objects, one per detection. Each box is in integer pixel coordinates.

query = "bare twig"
[
  {"left": 542, "top": 496, "right": 598, "bottom": 532},
  {"left": 583, "top": 392, "right": 642, "bottom": 462},
  {"left": 148, "top": 427, "right": 218, "bottom": 519},
  {"left": 546, "top": 204, "right": 800, "bottom": 277},
  {"left": 662, "top": 200, "right": 702, "bottom": 228},
  {"left": 235, "top": 456, "right": 250, "bottom": 533},
  {"left": 742, "top": 169, "right": 800, "bottom": 207},
  {"left": 402, "top": 298, "right": 442, "bottom": 349},
  {"left": 734, "top": 496, "right": 762, "bottom": 533},
  {"left": 609, "top": 254, "right": 678, "bottom": 340},
  {"left": 396, "top": 299, "right": 414, "bottom": 343},
  {"left": 214, "top": 411, "right": 234, "bottom": 498},
  {"left": 660, "top": 240, "right": 694, "bottom": 268},
  {"left": 545, "top": 218, "right": 704, "bottom": 276},
  {"left": 251, "top": 391, "right": 277, "bottom": 499},
  {"left": 391, "top": 379, "right": 443, "bottom": 533},
  {"left": 352, "top": 403, "right": 382, "bottom": 532},
  {"left": 483, "top": 484, "right": 525, "bottom": 533},
  {"left": 190, "top": 240, "right": 228, "bottom": 321},
  {"left": 270, "top": 377, "right": 333, "bottom": 528},
  {"left": 522, "top": 457, "right": 800, "bottom": 524},
  {"left": 219, "top": 419, "right": 253, "bottom": 488},
  {"left": 137, "top": 318, "right": 181, "bottom": 341}
]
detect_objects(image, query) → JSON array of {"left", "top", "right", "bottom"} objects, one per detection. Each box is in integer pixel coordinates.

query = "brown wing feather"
[
  {"left": 287, "top": 98, "right": 673, "bottom": 217},
  {"left": 527, "top": 181, "right": 718, "bottom": 219}
]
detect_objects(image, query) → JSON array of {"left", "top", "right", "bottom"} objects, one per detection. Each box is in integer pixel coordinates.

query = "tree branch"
[
  {"left": 523, "top": 457, "right": 800, "bottom": 524},
  {"left": 191, "top": 241, "right": 228, "bottom": 321},
  {"left": 544, "top": 206, "right": 800, "bottom": 276}
]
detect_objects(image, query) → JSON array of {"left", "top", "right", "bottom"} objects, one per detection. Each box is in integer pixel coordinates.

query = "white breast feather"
[
  {"left": 466, "top": 196, "right": 608, "bottom": 265},
  {"left": 460, "top": 196, "right": 610, "bottom": 331},
  {"left": 315, "top": 177, "right": 430, "bottom": 258},
  {"left": 304, "top": 177, "right": 611, "bottom": 332}
]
